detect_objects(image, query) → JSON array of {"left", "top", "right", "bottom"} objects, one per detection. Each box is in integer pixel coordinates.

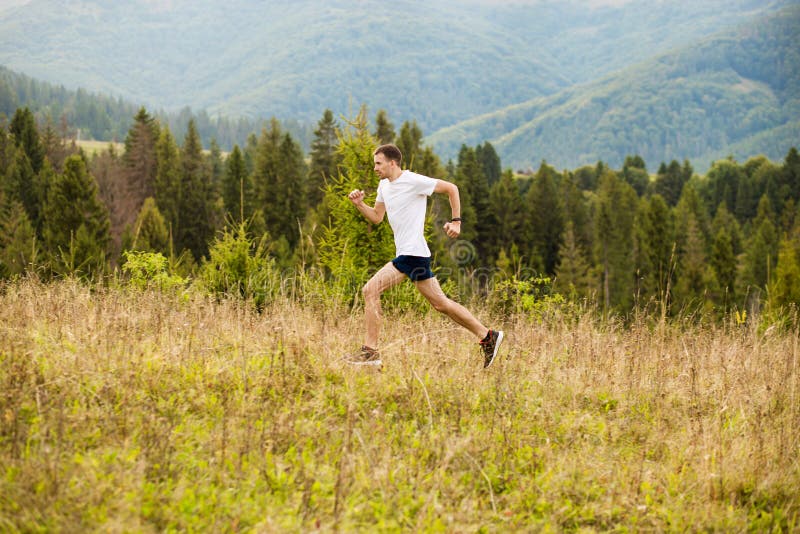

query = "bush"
[
  {"left": 198, "top": 223, "right": 280, "bottom": 308},
  {"left": 121, "top": 250, "right": 188, "bottom": 292}
]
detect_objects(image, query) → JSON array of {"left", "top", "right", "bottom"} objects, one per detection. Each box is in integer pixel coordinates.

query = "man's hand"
[
  {"left": 443, "top": 220, "right": 461, "bottom": 239},
  {"left": 348, "top": 189, "right": 365, "bottom": 205}
]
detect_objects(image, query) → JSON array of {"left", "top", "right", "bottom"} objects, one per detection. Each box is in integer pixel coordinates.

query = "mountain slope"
[
  {"left": 0, "top": 0, "right": 791, "bottom": 134},
  {"left": 427, "top": 5, "right": 800, "bottom": 171}
]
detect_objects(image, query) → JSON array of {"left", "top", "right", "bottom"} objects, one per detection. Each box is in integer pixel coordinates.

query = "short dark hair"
[{"left": 374, "top": 144, "right": 402, "bottom": 165}]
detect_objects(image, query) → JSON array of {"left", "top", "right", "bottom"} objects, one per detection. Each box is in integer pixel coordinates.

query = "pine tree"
[
  {"left": 476, "top": 142, "right": 502, "bottom": 188},
  {"left": 487, "top": 170, "right": 523, "bottom": 262},
  {"left": 711, "top": 203, "right": 743, "bottom": 257},
  {"left": 769, "top": 237, "right": 800, "bottom": 307},
  {"left": 396, "top": 120, "right": 423, "bottom": 170},
  {"left": 318, "top": 108, "right": 394, "bottom": 297},
  {"left": 710, "top": 226, "right": 736, "bottom": 306},
  {"left": 123, "top": 107, "right": 159, "bottom": 210},
  {"left": 621, "top": 154, "right": 649, "bottom": 197},
  {"left": 0, "top": 198, "right": 38, "bottom": 277},
  {"left": 373, "top": 109, "right": 395, "bottom": 144},
  {"left": 561, "top": 172, "right": 592, "bottom": 255},
  {"left": 705, "top": 159, "right": 744, "bottom": 216},
  {"left": 673, "top": 213, "right": 716, "bottom": 310},
  {"left": 523, "top": 161, "right": 564, "bottom": 275},
  {"left": 453, "top": 145, "right": 488, "bottom": 259},
  {"left": 741, "top": 195, "right": 779, "bottom": 294},
  {"left": 416, "top": 146, "right": 443, "bottom": 180},
  {"left": 594, "top": 170, "right": 637, "bottom": 311},
  {"left": 129, "top": 197, "right": 169, "bottom": 254},
  {"left": 308, "top": 109, "right": 340, "bottom": 207},
  {"left": 253, "top": 119, "right": 308, "bottom": 254},
  {"left": 222, "top": 145, "right": 253, "bottom": 224},
  {"left": 9, "top": 107, "right": 44, "bottom": 174},
  {"left": 674, "top": 184, "right": 710, "bottom": 253},
  {"left": 274, "top": 132, "right": 308, "bottom": 250},
  {"left": 154, "top": 127, "right": 181, "bottom": 244},
  {"left": 176, "top": 119, "right": 213, "bottom": 260},
  {"left": 3, "top": 148, "right": 37, "bottom": 228},
  {"left": 653, "top": 159, "right": 687, "bottom": 206},
  {"left": 782, "top": 147, "right": 800, "bottom": 205},
  {"left": 42, "top": 154, "right": 110, "bottom": 276},
  {"left": 635, "top": 194, "right": 675, "bottom": 304},
  {"left": 208, "top": 138, "right": 224, "bottom": 200},
  {"left": 556, "top": 221, "right": 594, "bottom": 299}
]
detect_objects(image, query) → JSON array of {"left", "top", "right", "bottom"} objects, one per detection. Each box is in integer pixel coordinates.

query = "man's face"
[{"left": 373, "top": 153, "right": 393, "bottom": 179}]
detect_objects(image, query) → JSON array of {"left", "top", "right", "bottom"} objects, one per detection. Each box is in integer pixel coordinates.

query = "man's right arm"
[{"left": 348, "top": 189, "right": 385, "bottom": 224}]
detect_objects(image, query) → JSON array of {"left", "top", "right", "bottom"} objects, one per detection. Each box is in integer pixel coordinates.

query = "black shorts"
[{"left": 391, "top": 255, "right": 434, "bottom": 282}]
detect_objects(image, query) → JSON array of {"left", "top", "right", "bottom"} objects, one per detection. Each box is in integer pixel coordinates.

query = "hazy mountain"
[
  {"left": 0, "top": 0, "right": 791, "bottom": 136},
  {"left": 427, "top": 5, "right": 800, "bottom": 171}
]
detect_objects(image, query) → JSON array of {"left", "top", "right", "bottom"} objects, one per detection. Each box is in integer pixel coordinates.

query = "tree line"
[{"left": 1, "top": 105, "right": 799, "bottom": 317}]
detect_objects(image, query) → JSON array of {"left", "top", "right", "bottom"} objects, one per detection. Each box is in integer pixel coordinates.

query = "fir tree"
[
  {"left": 373, "top": 109, "right": 395, "bottom": 144},
  {"left": 594, "top": 170, "right": 637, "bottom": 311},
  {"left": 9, "top": 107, "right": 44, "bottom": 174},
  {"left": 154, "top": 127, "right": 181, "bottom": 244},
  {"left": 523, "top": 161, "right": 564, "bottom": 275},
  {"left": 253, "top": 119, "right": 308, "bottom": 253},
  {"left": 308, "top": 109, "right": 340, "bottom": 207},
  {"left": 741, "top": 195, "right": 779, "bottom": 293},
  {"left": 123, "top": 107, "right": 159, "bottom": 209},
  {"left": 621, "top": 154, "right": 649, "bottom": 197},
  {"left": 653, "top": 159, "right": 687, "bottom": 206},
  {"left": 453, "top": 145, "right": 487, "bottom": 258},
  {"left": 635, "top": 194, "right": 675, "bottom": 304},
  {"left": 556, "top": 221, "right": 594, "bottom": 299},
  {"left": 710, "top": 226, "right": 736, "bottom": 306},
  {"left": 487, "top": 170, "right": 523, "bottom": 262},
  {"left": 129, "top": 197, "right": 169, "bottom": 254},
  {"left": 769, "top": 237, "right": 800, "bottom": 307},
  {"left": 176, "top": 119, "right": 214, "bottom": 260},
  {"left": 42, "top": 155, "right": 110, "bottom": 276},
  {"left": 476, "top": 142, "right": 502, "bottom": 188},
  {"left": 396, "top": 120, "right": 423, "bottom": 170},
  {"left": 673, "top": 213, "right": 716, "bottom": 310},
  {"left": 222, "top": 145, "right": 253, "bottom": 224},
  {"left": 318, "top": 108, "right": 394, "bottom": 297},
  {"left": 0, "top": 198, "right": 38, "bottom": 277}
]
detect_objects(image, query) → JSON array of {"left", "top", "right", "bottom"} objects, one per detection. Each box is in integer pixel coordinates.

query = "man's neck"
[{"left": 388, "top": 168, "right": 404, "bottom": 182}]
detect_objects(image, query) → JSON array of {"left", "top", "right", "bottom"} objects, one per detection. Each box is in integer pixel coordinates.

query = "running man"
[{"left": 346, "top": 143, "right": 504, "bottom": 368}]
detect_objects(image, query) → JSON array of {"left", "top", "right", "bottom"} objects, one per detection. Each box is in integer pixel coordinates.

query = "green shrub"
[
  {"left": 198, "top": 223, "right": 280, "bottom": 308},
  {"left": 491, "top": 274, "right": 564, "bottom": 317},
  {"left": 121, "top": 250, "right": 188, "bottom": 292}
]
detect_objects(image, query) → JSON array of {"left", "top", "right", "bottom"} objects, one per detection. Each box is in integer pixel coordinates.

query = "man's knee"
[
  {"left": 429, "top": 296, "right": 451, "bottom": 314},
  {"left": 362, "top": 282, "right": 379, "bottom": 301}
]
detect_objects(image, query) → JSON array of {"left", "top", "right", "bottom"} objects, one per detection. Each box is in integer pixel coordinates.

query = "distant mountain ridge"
[
  {"left": 427, "top": 5, "right": 800, "bottom": 171},
  {"left": 0, "top": 0, "right": 792, "bottom": 136}
]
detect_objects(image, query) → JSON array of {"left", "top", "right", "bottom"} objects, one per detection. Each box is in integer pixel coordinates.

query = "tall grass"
[{"left": 0, "top": 278, "right": 798, "bottom": 531}]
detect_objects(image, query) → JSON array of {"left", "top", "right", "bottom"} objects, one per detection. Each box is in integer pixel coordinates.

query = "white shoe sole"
[
  {"left": 346, "top": 359, "right": 383, "bottom": 367},
  {"left": 484, "top": 330, "right": 504, "bottom": 369}
]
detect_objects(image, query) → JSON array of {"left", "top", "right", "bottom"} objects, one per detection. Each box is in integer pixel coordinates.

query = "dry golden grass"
[{"left": 0, "top": 278, "right": 798, "bottom": 531}]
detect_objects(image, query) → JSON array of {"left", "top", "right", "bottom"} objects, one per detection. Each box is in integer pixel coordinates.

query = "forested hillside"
[
  {"left": 0, "top": 0, "right": 792, "bottom": 134},
  {"left": 428, "top": 5, "right": 800, "bottom": 171},
  {"left": 0, "top": 66, "right": 313, "bottom": 150},
  {"left": 2, "top": 104, "right": 799, "bottom": 317}
]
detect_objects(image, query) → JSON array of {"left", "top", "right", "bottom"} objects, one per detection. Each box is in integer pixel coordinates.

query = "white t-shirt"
[{"left": 376, "top": 170, "right": 437, "bottom": 257}]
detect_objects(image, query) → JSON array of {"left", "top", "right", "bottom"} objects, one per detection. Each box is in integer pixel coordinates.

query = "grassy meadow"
[{"left": 0, "top": 278, "right": 798, "bottom": 532}]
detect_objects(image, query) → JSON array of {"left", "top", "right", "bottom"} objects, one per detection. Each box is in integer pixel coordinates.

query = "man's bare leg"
[
  {"left": 362, "top": 262, "right": 406, "bottom": 349},
  {"left": 414, "top": 276, "right": 489, "bottom": 340}
]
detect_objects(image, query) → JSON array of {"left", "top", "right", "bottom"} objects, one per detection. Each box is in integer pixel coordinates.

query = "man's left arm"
[{"left": 434, "top": 179, "right": 462, "bottom": 239}]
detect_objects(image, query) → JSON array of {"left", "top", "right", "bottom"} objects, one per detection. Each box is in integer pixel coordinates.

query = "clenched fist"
[
  {"left": 348, "top": 189, "right": 365, "bottom": 205},
  {"left": 443, "top": 220, "right": 461, "bottom": 238}
]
